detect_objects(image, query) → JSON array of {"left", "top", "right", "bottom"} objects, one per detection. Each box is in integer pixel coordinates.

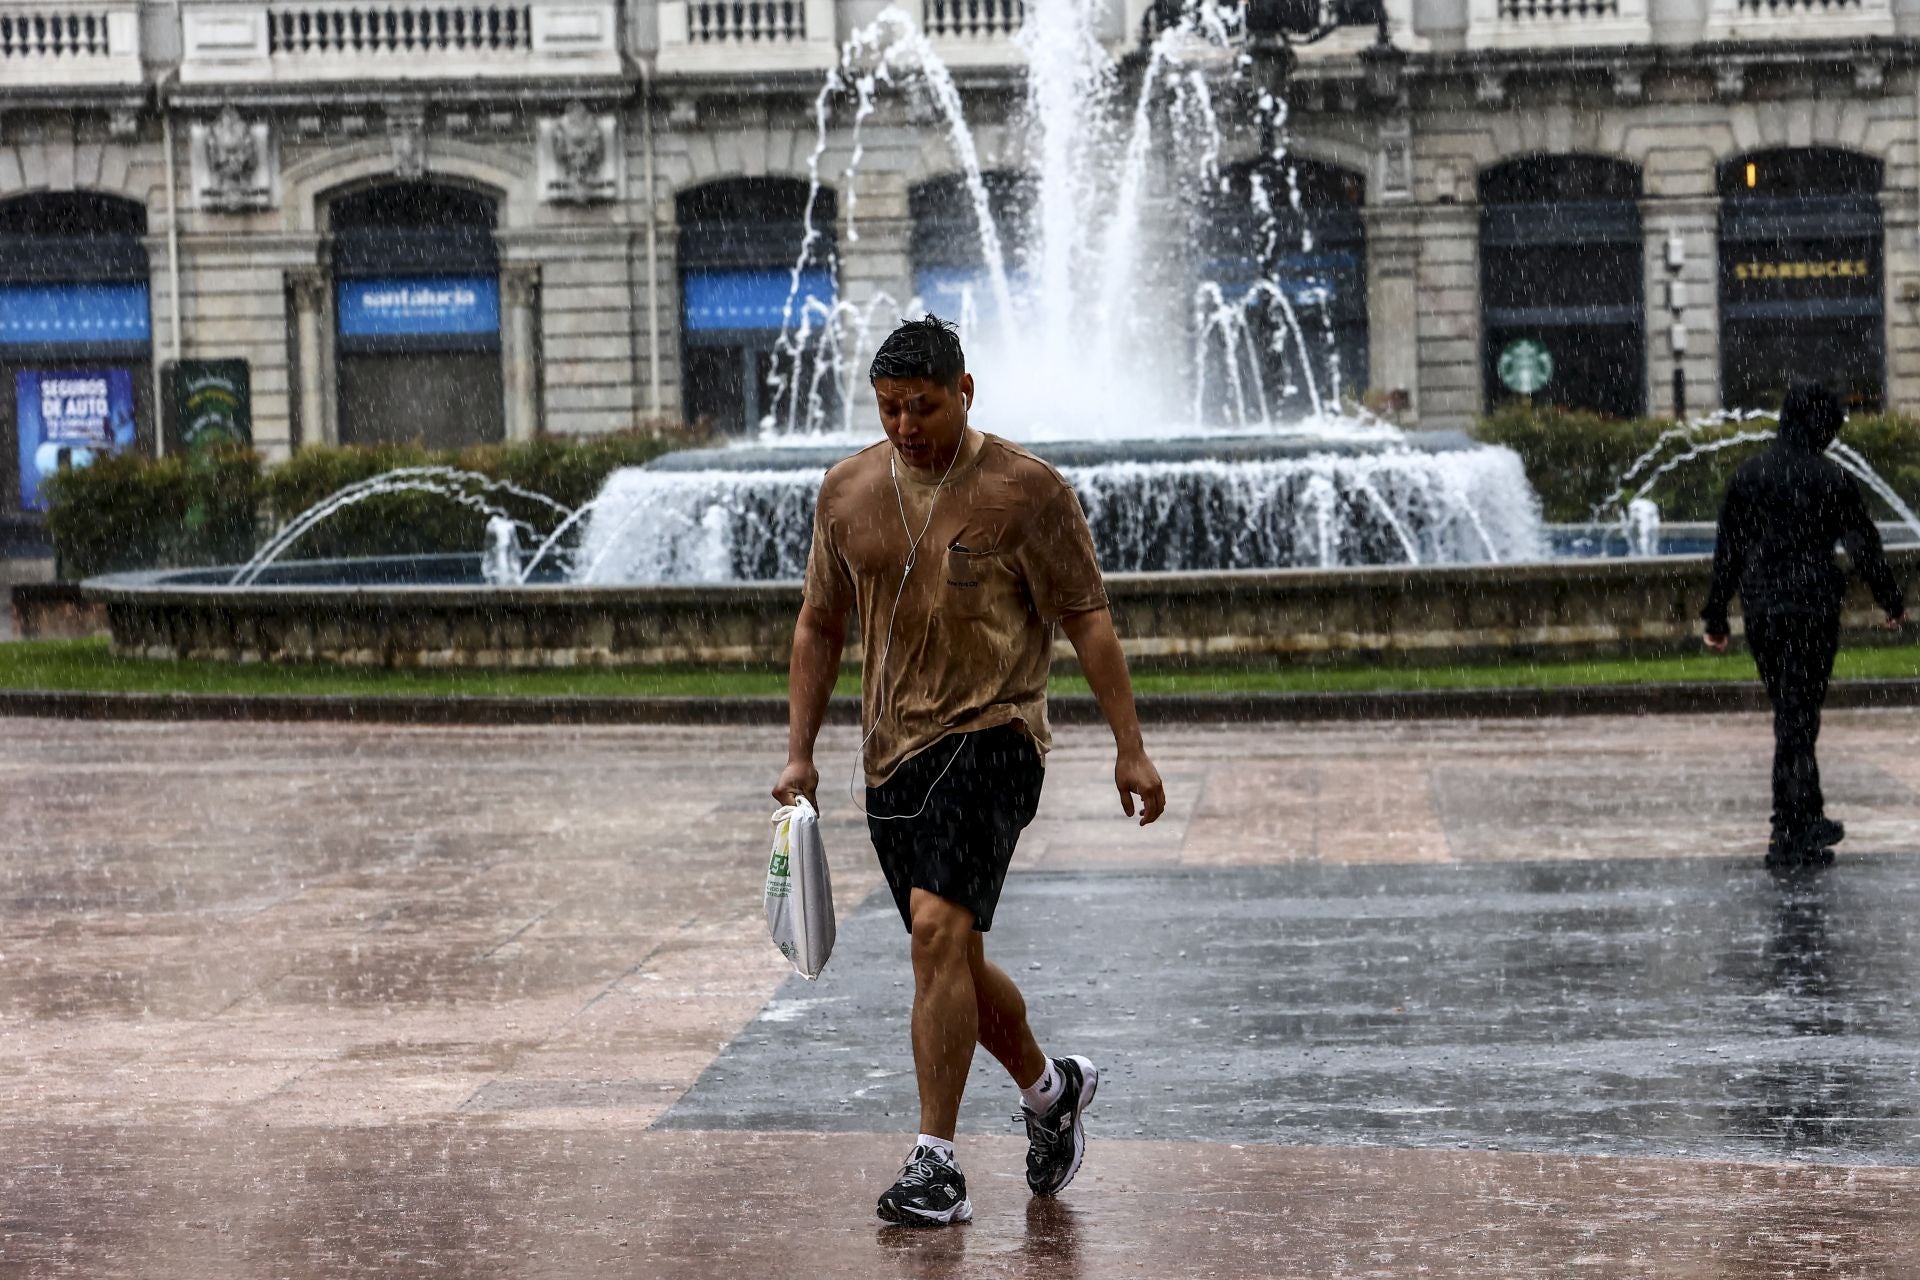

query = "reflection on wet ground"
[
  {"left": 668, "top": 857, "right": 1920, "bottom": 1164},
  {"left": 4, "top": 714, "right": 1920, "bottom": 1275},
  {"left": 4, "top": 1127, "right": 1919, "bottom": 1278}
]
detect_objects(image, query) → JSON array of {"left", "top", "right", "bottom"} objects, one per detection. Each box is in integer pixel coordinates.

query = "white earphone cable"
[{"left": 849, "top": 433, "right": 972, "bottom": 822}]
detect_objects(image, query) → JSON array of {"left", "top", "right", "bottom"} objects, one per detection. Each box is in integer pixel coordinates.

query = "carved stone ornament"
[
  {"left": 1713, "top": 62, "right": 1745, "bottom": 102},
  {"left": 387, "top": 107, "right": 426, "bottom": 180},
  {"left": 1610, "top": 60, "right": 1645, "bottom": 103},
  {"left": 193, "top": 106, "right": 274, "bottom": 213},
  {"left": 558, "top": 103, "right": 606, "bottom": 188},
  {"left": 540, "top": 103, "right": 616, "bottom": 204},
  {"left": 208, "top": 107, "right": 257, "bottom": 189},
  {"left": 1855, "top": 58, "right": 1886, "bottom": 95},
  {"left": 1475, "top": 71, "right": 1507, "bottom": 109},
  {"left": 1377, "top": 114, "right": 1413, "bottom": 203}
]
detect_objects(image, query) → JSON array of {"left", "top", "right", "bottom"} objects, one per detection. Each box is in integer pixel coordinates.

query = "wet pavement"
[
  {"left": 4, "top": 712, "right": 1920, "bottom": 1275},
  {"left": 668, "top": 859, "right": 1920, "bottom": 1164}
]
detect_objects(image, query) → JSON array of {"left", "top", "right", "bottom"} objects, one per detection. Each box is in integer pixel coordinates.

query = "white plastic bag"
[{"left": 766, "top": 797, "right": 836, "bottom": 979}]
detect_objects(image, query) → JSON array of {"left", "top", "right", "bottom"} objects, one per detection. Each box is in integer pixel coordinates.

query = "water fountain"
[{"left": 569, "top": 0, "right": 1552, "bottom": 583}]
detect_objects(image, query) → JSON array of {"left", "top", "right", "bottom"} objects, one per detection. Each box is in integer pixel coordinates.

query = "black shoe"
[
  {"left": 876, "top": 1146, "right": 972, "bottom": 1227},
  {"left": 1766, "top": 829, "right": 1835, "bottom": 872},
  {"left": 1808, "top": 817, "right": 1845, "bottom": 848},
  {"left": 1018, "top": 1055, "right": 1100, "bottom": 1198}
]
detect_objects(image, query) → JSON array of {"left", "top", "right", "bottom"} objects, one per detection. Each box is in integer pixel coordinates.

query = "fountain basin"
[
  {"left": 575, "top": 429, "right": 1550, "bottom": 583},
  {"left": 84, "top": 548, "right": 1920, "bottom": 669}
]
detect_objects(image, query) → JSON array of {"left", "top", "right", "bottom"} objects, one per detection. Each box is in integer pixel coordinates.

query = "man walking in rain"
[
  {"left": 1702, "top": 379, "right": 1907, "bottom": 868},
  {"left": 773, "top": 315, "right": 1166, "bottom": 1226}
]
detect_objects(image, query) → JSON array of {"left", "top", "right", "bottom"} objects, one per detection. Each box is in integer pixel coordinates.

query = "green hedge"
[
  {"left": 46, "top": 430, "right": 678, "bottom": 578},
  {"left": 43, "top": 447, "right": 262, "bottom": 579},
  {"left": 1471, "top": 404, "right": 1920, "bottom": 523}
]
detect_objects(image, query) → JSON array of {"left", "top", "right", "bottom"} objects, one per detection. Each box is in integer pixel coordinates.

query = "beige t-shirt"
[{"left": 803, "top": 429, "right": 1109, "bottom": 785}]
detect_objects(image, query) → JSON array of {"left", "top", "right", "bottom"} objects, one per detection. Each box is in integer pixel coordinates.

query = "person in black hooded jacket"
[{"left": 1702, "top": 379, "right": 1907, "bottom": 866}]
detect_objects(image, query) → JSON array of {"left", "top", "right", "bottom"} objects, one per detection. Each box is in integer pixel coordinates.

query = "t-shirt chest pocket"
[{"left": 944, "top": 543, "right": 1015, "bottom": 622}]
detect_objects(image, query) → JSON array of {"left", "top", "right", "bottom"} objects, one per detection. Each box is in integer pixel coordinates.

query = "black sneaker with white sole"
[
  {"left": 1019, "top": 1055, "right": 1100, "bottom": 1197},
  {"left": 876, "top": 1146, "right": 973, "bottom": 1227}
]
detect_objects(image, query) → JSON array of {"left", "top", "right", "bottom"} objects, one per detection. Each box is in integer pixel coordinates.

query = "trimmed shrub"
[
  {"left": 257, "top": 431, "right": 676, "bottom": 562},
  {"left": 45, "top": 429, "right": 680, "bottom": 577},
  {"left": 1472, "top": 404, "right": 1920, "bottom": 523},
  {"left": 43, "top": 447, "right": 261, "bottom": 579}
]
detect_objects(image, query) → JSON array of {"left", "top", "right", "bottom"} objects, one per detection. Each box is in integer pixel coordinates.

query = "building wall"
[{"left": 4, "top": 2, "right": 1920, "bottom": 472}]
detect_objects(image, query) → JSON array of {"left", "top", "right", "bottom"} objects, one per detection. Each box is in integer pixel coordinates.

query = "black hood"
[{"left": 1777, "top": 380, "right": 1843, "bottom": 452}]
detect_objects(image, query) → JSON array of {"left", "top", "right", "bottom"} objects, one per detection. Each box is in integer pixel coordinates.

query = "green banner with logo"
[{"left": 164, "top": 359, "right": 252, "bottom": 458}]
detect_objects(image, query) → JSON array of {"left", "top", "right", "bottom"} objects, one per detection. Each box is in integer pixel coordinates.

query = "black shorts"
[{"left": 866, "top": 723, "right": 1045, "bottom": 933}]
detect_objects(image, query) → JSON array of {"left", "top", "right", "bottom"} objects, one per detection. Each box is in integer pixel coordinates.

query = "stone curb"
[{"left": 3, "top": 679, "right": 1920, "bottom": 726}]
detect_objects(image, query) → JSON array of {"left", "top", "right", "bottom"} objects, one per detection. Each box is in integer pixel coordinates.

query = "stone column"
[
  {"left": 288, "top": 269, "right": 332, "bottom": 447},
  {"left": 1363, "top": 210, "right": 1422, "bottom": 422},
  {"left": 1640, "top": 195, "right": 1720, "bottom": 418},
  {"left": 502, "top": 267, "right": 542, "bottom": 442},
  {"left": 1881, "top": 186, "right": 1919, "bottom": 413}
]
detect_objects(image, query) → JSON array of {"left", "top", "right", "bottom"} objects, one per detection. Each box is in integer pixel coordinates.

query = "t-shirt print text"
[{"left": 946, "top": 542, "right": 984, "bottom": 593}]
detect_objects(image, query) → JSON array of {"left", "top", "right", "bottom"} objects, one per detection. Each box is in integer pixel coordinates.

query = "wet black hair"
[
  {"left": 1778, "top": 378, "right": 1844, "bottom": 452},
  {"left": 868, "top": 315, "right": 966, "bottom": 388}
]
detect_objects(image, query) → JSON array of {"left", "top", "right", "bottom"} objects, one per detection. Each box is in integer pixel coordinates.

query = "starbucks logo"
[{"left": 1498, "top": 339, "right": 1554, "bottom": 395}]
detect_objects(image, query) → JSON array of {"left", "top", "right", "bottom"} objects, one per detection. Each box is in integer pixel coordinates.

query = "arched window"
[
  {"left": 908, "top": 171, "right": 1034, "bottom": 329},
  {"left": 1480, "top": 155, "right": 1645, "bottom": 418},
  {"left": 1718, "top": 148, "right": 1884, "bottom": 411},
  {"left": 0, "top": 192, "right": 153, "bottom": 514},
  {"left": 677, "top": 178, "right": 835, "bottom": 433},
  {"left": 1198, "top": 156, "right": 1369, "bottom": 418},
  {"left": 330, "top": 181, "right": 504, "bottom": 449}
]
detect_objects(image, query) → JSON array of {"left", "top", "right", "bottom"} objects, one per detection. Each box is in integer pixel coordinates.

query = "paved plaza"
[{"left": 5, "top": 711, "right": 1920, "bottom": 1276}]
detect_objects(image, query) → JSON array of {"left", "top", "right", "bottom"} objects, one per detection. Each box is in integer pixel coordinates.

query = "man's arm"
[
  {"left": 774, "top": 601, "right": 848, "bottom": 808},
  {"left": 1058, "top": 607, "right": 1166, "bottom": 826},
  {"left": 1701, "top": 480, "right": 1747, "bottom": 652},
  {"left": 1837, "top": 476, "right": 1908, "bottom": 627}
]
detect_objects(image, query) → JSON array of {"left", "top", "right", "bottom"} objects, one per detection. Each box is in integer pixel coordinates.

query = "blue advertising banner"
[
  {"left": 913, "top": 267, "right": 1031, "bottom": 327},
  {"left": 683, "top": 269, "right": 834, "bottom": 332},
  {"left": 15, "top": 368, "right": 138, "bottom": 511},
  {"left": 337, "top": 276, "right": 500, "bottom": 338},
  {"left": 0, "top": 283, "right": 152, "bottom": 348}
]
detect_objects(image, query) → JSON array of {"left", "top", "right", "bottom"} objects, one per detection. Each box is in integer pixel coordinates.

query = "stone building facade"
[{"left": 2, "top": 0, "right": 1919, "bottom": 519}]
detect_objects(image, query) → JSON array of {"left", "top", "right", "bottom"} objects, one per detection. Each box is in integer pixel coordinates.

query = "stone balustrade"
[
  {"left": 1467, "top": 0, "right": 1650, "bottom": 49},
  {"left": 654, "top": 0, "right": 833, "bottom": 73},
  {"left": 924, "top": 0, "right": 1023, "bottom": 40},
  {"left": 1706, "top": 0, "right": 1892, "bottom": 37},
  {"left": 0, "top": 2, "right": 142, "bottom": 86},
  {"left": 179, "top": 0, "right": 621, "bottom": 84}
]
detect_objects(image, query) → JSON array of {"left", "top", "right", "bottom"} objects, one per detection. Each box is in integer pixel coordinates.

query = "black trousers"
[{"left": 1745, "top": 609, "right": 1841, "bottom": 833}]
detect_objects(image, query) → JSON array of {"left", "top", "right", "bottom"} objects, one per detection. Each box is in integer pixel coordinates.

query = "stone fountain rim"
[{"left": 78, "top": 548, "right": 1790, "bottom": 609}]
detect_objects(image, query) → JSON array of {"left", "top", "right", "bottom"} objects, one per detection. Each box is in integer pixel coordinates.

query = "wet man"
[
  {"left": 1702, "top": 379, "right": 1907, "bottom": 868},
  {"left": 773, "top": 315, "right": 1166, "bottom": 1226}
]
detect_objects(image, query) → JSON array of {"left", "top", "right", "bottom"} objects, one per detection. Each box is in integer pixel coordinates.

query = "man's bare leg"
[
  {"left": 909, "top": 888, "right": 980, "bottom": 1139},
  {"left": 969, "top": 932, "right": 1047, "bottom": 1089}
]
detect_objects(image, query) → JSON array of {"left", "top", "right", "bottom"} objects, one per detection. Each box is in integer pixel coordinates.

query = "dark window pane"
[{"left": 338, "top": 351, "right": 504, "bottom": 449}]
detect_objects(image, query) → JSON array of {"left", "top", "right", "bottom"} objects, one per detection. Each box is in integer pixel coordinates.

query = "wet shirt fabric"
[
  {"left": 1701, "top": 429, "right": 1905, "bottom": 635},
  {"left": 804, "top": 429, "right": 1108, "bottom": 786}
]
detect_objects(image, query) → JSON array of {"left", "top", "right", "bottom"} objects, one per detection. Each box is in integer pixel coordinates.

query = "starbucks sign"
[{"left": 1498, "top": 339, "right": 1554, "bottom": 395}]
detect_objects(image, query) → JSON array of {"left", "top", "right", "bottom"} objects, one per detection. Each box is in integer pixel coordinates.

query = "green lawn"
[{"left": 4, "top": 638, "right": 1920, "bottom": 699}]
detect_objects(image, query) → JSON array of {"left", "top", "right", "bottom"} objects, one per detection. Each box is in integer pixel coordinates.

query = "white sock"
[
  {"left": 1019, "top": 1059, "right": 1064, "bottom": 1115},
  {"left": 915, "top": 1133, "right": 955, "bottom": 1164}
]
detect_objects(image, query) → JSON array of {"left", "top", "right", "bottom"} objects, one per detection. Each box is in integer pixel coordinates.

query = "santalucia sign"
[
  {"left": 1731, "top": 259, "right": 1871, "bottom": 282},
  {"left": 359, "top": 285, "right": 480, "bottom": 310}
]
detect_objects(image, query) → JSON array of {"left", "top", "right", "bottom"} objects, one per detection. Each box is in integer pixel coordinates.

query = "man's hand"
[
  {"left": 1884, "top": 613, "right": 1908, "bottom": 632},
  {"left": 1703, "top": 630, "right": 1730, "bottom": 654},
  {"left": 773, "top": 758, "right": 820, "bottom": 810},
  {"left": 1116, "top": 749, "right": 1165, "bottom": 826}
]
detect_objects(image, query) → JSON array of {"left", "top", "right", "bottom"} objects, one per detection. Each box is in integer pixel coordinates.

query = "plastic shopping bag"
[{"left": 766, "top": 797, "right": 835, "bottom": 979}]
